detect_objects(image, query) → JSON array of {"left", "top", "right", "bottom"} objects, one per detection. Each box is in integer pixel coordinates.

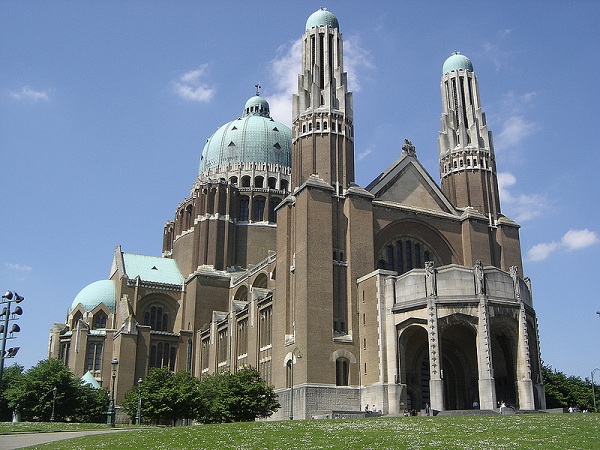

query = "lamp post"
[
  {"left": 136, "top": 377, "right": 142, "bottom": 425},
  {"left": 106, "top": 358, "right": 118, "bottom": 427},
  {"left": 591, "top": 368, "right": 600, "bottom": 412},
  {"left": 289, "top": 347, "right": 302, "bottom": 420},
  {"left": 0, "top": 291, "right": 24, "bottom": 390},
  {"left": 50, "top": 386, "right": 57, "bottom": 422}
]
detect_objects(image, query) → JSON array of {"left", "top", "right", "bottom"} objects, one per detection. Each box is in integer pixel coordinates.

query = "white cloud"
[
  {"left": 173, "top": 64, "right": 215, "bottom": 102},
  {"left": 497, "top": 172, "right": 546, "bottom": 222},
  {"left": 527, "top": 229, "right": 599, "bottom": 262},
  {"left": 495, "top": 115, "right": 537, "bottom": 149},
  {"left": 356, "top": 148, "right": 373, "bottom": 162},
  {"left": 343, "top": 35, "right": 374, "bottom": 93},
  {"left": 10, "top": 86, "right": 49, "bottom": 101},
  {"left": 266, "top": 34, "right": 373, "bottom": 126},
  {"left": 267, "top": 39, "right": 302, "bottom": 125},
  {"left": 561, "top": 229, "right": 599, "bottom": 250},
  {"left": 4, "top": 263, "right": 33, "bottom": 272},
  {"left": 527, "top": 242, "right": 559, "bottom": 262}
]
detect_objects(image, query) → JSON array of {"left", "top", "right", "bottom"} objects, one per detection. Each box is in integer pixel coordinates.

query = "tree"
[
  {"left": 196, "top": 367, "right": 279, "bottom": 423},
  {"left": 4, "top": 359, "right": 107, "bottom": 422},
  {"left": 543, "top": 364, "right": 596, "bottom": 411},
  {"left": 0, "top": 364, "right": 24, "bottom": 421},
  {"left": 122, "top": 367, "right": 199, "bottom": 426},
  {"left": 224, "top": 366, "right": 280, "bottom": 422}
]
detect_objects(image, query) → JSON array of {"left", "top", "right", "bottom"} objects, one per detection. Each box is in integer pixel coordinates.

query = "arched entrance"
[
  {"left": 490, "top": 316, "right": 518, "bottom": 407},
  {"left": 440, "top": 321, "right": 478, "bottom": 410},
  {"left": 398, "top": 324, "right": 429, "bottom": 411}
]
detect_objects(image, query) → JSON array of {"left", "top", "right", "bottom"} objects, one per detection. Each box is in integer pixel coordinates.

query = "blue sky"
[{"left": 2, "top": 1, "right": 599, "bottom": 380}]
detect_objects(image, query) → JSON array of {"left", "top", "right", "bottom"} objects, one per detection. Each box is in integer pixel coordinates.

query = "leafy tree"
[
  {"left": 4, "top": 359, "right": 107, "bottom": 422},
  {"left": 196, "top": 367, "right": 279, "bottom": 423},
  {"left": 122, "top": 367, "right": 199, "bottom": 426},
  {"left": 0, "top": 364, "right": 24, "bottom": 421},
  {"left": 543, "top": 364, "right": 596, "bottom": 411},
  {"left": 224, "top": 366, "right": 280, "bottom": 422}
]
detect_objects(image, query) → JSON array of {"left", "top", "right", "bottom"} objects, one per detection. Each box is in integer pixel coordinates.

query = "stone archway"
[
  {"left": 490, "top": 315, "right": 518, "bottom": 407},
  {"left": 440, "top": 322, "right": 478, "bottom": 410},
  {"left": 398, "top": 324, "right": 429, "bottom": 411}
]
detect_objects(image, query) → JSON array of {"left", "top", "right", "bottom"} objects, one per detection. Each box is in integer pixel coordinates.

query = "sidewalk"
[{"left": 0, "top": 428, "right": 130, "bottom": 450}]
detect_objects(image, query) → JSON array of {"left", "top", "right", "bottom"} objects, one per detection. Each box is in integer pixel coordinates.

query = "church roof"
[
  {"left": 443, "top": 52, "right": 473, "bottom": 75},
  {"left": 122, "top": 253, "right": 184, "bottom": 285},
  {"left": 306, "top": 8, "right": 339, "bottom": 31},
  {"left": 198, "top": 94, "right": 291, "bottom": 175},
  {"left": 70, "top": 279, "right": 116, "bottom": 313}
]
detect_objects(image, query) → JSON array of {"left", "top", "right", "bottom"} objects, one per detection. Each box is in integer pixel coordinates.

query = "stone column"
[
  {"left": 476, "top": 296, "right": 497, "bottom": 410},
  {"left": 512, "top": 266, "right": 535, "bottom": 410},
  {"left": 427, "top": 298, "right": 444, "bottom": 412}
]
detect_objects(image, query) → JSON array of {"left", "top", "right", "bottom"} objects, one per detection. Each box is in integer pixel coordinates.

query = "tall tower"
[
  {"left": 274, "top": 9, "right": 374, "bottom": 418},
  {"left": 292, "top": 7, "right": 354, "bottom": 192},
  {"left": 438, "top": 52, "right": 501, "bottom": 221}
]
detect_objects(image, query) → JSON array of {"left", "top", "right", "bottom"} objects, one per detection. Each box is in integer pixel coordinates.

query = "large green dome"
[
  {"left": 70, "top": 280, "right": 116, "bottom": 313},
  {"left": 199, "top": 95, "right": 292, "bottom": 175},
  {"left": 443, "top": 52, "right": 473, "bottom": 75},
  {"left": 306, "top": 8, "right": 339, "bottom": 31}
]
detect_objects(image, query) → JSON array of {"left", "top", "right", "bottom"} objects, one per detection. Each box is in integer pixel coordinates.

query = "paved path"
[{"left": 0, "top": 428, "right": 131, "bottom": 450}]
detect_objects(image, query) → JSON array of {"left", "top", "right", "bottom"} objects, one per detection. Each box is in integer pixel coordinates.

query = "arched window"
[
  {"left": 386, "top": 245, "right": 394, "bottom": 271},
  {"left": 229, "top": 176, "right": 238, "bottom": 185},
  {"left": 396, "top": 241, "right": 403, "bottom": 274},
  {"left": 254, "top": 176, "right": 264, "bottom": 188},
  {"left": 406, "top": 241, "right": 413, "bottom": 270},
  {"left": 336, "top": 357, "right": 350, "bottom": 386},
  {"left": 234, "top": 286, "right": 248, "bottom": 302},
  {"left": 143, "top": 305, "right": 169, "bottom": 331},
  {"left": 253, "top": 196, "right": 266, "bottom": 221},
  {"left": 149, "top": 341, "right": 176, "bottom": 370},
  {"left": 242, "top": 175, "right": 251, "bottom": 187},
  {"left": 86, "top": 342, "right": 103, "bottom": 373},
  {"left": 269, "top": 198, "right": 281, "bottom": 223},
  {"left": 93, "top": 311, "right": 107, "bottom": 329},
  {"left": 71, "top": 311, "right": 83, "bottom": 330},
  {"left": 415, "top": 243, "right": 422, "bottom": 268},
  {"left": 316, "top": 122, "right": 320, "bottom": 130},
  {"left": 268, "top": 177, "right": 277, "bottom": 189},
  {"left": 239, "top": 196, "right": 249, "bottom": 222},
  {"left": 280, "top": 180, "right": 289, "bottom": 192},
  {"left": 253, "top": 273, "right": 268, "bottom": 288}
]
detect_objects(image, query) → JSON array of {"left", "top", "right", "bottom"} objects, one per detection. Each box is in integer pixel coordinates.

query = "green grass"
[
  {"left": 0, "top": 422, "right": 112, "bottom": 434},
  {"left": 15, "top": 414, "right": 600, "bottom": 449}
]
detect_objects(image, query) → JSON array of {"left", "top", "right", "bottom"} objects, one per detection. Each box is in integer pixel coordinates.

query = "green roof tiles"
[
  {"left": 199, "top": 95, "right": 291, "bottom": 174},
  {"left": 122, "top": 253, "right": 184, "bottom": 285},
  {"left": 443, "top": 52, "right": 473, "bottom": 75},
  {"left": 306, "top": 8, "right": 339, "bottom": 31},
  {"left": 70, "top": 279, "right": 116, "bottom": 313}
]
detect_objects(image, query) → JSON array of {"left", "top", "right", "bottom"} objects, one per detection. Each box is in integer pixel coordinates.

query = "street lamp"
[
  {"left": 106, "top": 358, "right": 118, "bottom": 427},
  {"left": 136, "top": 377, "right": 142, "bottom": 425},
  {"left": 289, "top": 347, "right": 302, "bottom": 420},
  {"left": 0, "top": 291, "right": 24, "bottom": 390},
  {"left": 591, "top": 368, "right": 600, "bottom": 412},
  {"left": 50, "top": 386, "right": 57, "bottom": 422}
]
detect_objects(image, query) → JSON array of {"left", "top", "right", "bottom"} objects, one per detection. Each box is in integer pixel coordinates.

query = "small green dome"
[
  {"left": 71, "top": 280, "right": 116, "bottom": 313},
  {"left": 443, "top": 52, "right": 473, "bottom": 75},
  {"left": 199, "top": 95, "right": 292, "bottom": 174},
  {"left": 306, "top": 8, "right": 339, "bottom": 31}
]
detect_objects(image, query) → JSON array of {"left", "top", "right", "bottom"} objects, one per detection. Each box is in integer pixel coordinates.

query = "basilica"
[{"left": 49, "top": 8, "right": 545, "bottom": 419}]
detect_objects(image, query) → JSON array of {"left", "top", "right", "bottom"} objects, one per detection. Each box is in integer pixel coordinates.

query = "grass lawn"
[
  {"left": 17, "top": 414, "right": 600, "bottom": 449},
  {"left": 0, "top": 422, "right": 110, "bottom": 434}
]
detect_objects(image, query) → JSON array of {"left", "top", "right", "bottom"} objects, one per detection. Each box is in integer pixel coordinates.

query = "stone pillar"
[
  {"left": 427, "top": 298, "right": 444, "bottom": 412},
  {"left": 512, "top": 266, "right": 535, "bottom": 410},
  {"left": 476, "top": 295, "right": 497, "bottom": 410},
  {"left": 516, "top": 303, "right": 535, "bottom": 410}
]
